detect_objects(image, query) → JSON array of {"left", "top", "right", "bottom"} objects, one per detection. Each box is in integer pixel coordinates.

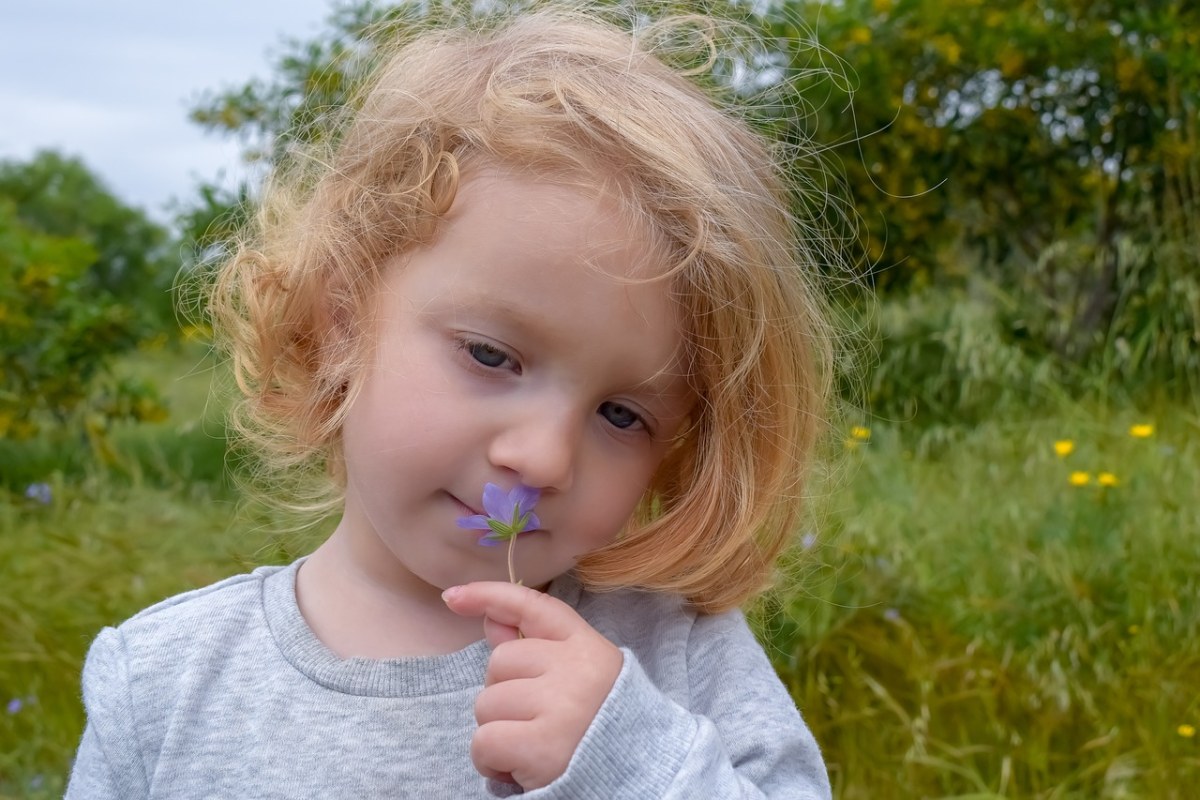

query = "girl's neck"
[{"left": 295, "top": 534, "right": 485, "bottom": 659}]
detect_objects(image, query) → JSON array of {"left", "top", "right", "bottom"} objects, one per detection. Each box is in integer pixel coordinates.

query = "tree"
[
  {"left": 0, "top": 153, "right": 169, "bottom": 441},
  {"left": 0, "top": 151, "right": 178, "bottom": 329},
  {"left": 770, "top": 0, "right": 1199, "bottom": 394},
  {"left": 773, "top": 0, "right": 1199, "bottom": 285}
]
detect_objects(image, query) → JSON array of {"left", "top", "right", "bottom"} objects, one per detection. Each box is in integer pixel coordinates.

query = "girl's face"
[{"left": 335, "top": 168, "right": 693, "bottom": 596}]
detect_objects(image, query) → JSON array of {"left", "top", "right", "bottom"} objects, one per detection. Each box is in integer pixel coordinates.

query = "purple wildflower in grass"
[
  {"left": 457, "top": 482, "right": 540, "bottom": 585},
  {"left": 6, "top": 698, "right": 21, "bottom": 714},
  {"left": 24, "top": 483, "right": 51, "bottom": 505}
]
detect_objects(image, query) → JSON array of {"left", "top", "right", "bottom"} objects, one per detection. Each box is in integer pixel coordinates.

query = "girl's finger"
[
  {"left": 474, "top": 678, "right": 541, "bottom": 725},
  {"left": 443, "top": 581, "right": 582, "bottom": 642},
  {"left": 471, "top": 718, "right": 532, "bottom": 779},
  {"left": 483, "top": 615, "right": 520, "bottom": 648},
  {"left": 484, "top": 638, "right": 554, "bottom": 686}
]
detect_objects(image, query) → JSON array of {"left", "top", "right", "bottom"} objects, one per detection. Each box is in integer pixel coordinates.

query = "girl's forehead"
[
  {"left": 417, "top": 167, "right": 675, "bottom": 314},
  {"left": 447, "top": 162, "right": 670, "bottom": 276}
]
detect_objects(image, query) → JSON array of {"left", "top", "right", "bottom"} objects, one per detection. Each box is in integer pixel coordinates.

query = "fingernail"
[{"left": 442, "top": 586, "right": 462, "bottom": 603}]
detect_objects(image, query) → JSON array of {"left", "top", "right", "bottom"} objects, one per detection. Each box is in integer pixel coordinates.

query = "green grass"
[
  {"left": 754, "top": 408, "right": 1200, "bottom": 798},
  {"left": 2, "top": 347, "right": 1197, "bottom": 798}
]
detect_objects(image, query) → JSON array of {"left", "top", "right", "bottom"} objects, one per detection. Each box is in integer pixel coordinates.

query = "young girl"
[{"left": 68, "top": 7, "right": 835, "bottom": 798}]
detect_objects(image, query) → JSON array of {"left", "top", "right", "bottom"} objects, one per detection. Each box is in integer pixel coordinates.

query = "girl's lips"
[{"left": 449, "top": 493, "right": 481, "bottom": 517}]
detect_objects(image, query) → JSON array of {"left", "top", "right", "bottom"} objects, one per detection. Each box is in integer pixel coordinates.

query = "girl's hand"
[{"left": 442, "top": 582, "right": 623, "bottom": 790}]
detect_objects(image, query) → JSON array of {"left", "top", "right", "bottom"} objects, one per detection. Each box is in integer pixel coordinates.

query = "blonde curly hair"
[{"left": 209, "top": 5, "right": 837, "bottom": 613}]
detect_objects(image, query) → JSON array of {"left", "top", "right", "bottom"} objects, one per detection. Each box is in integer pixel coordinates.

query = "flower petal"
[
  {"left": 510, "top": 484, "right": 540, "bottom": 515},
  {"left": 456, "top": 515, "right": 492, "bottom": 530},
  {"left": 481, "top": 482, "right": 512, "bottom": 520}
]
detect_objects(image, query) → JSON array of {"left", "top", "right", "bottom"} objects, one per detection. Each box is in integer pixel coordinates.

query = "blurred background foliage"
[
  {"left": 3, "top": 0, "right": 1198, "bottom": 797},
  {"left": 772, "top": 0, "right": 1200, "bottom": 419},
  {"left": 0, "top": 152, "right": 171, "bottom": 454}
]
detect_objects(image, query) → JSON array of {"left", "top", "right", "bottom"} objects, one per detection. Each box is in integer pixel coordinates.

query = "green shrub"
[
  {"left": 994, "top": 234, "right": 1200, "bottom": 402},
  {"left": 864, "top": 288, "right": 1063, "bottom": 430},
  {"left": 0, "top": 153, "right": 176, "bottom": 445}
]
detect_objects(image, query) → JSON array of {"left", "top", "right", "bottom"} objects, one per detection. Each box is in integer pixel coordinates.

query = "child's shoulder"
[
  {"left": 575, "top": 583, "right": 765, "bottom": 706},
  {"left": 92, "top": 561, "right": 296, "bottom": 675},
  {"left": 120, "top": 562, "right": 287, "bottom": 630},
  {"left": 77, "top": 562, "right": 302, "bottom": 772},
  {"left": 575, "top": 582, "right": 711, "bottom": 650}
]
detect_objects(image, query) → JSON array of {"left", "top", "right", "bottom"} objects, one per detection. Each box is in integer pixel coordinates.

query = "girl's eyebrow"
[{"left": 454, "top": 293, "right": 547, "bottom": 336}]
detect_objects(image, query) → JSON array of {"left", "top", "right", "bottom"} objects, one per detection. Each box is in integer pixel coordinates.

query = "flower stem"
[
  {"left": 506, "top": 534, "right": 521, "bottom": 586},
  {"left": 506, "top": 535, "right": 524, "bottom": 639}
]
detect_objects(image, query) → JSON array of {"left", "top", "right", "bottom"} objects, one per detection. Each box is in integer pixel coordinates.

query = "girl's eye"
[
  {"left": 598, "top": 401, "right": 644, "bottom": 431},
  {"left": 464, "top": 340, "right": 516, "bottom": 371}
]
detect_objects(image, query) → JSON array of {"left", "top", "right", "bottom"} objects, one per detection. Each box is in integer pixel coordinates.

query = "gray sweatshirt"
[{"left": 66, "top": 560, "right": 830, "bottom": 798}]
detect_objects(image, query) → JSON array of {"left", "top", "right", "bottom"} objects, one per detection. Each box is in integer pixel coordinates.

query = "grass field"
[{"left": 2, "top": 346, "right": 1197, "bottom": 798}]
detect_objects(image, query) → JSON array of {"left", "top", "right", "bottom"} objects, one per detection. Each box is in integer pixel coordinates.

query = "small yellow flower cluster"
[
  {"left": 1179, "top": 724, "right": 1196, "bottom": 739},
  {"left": 1055, "top": 421, "right": 1154, "bottom": 489},
  {"left": 1069, "top": 469, "right": 1118, "bottom": 489}
]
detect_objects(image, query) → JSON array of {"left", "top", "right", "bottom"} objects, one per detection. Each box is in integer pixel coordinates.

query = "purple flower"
[
  {"left": 6, "top": 698, "right": 22, "bottom": 714},
  {"left": 24, "top": 482, "right": 51, "bottom": 505},
  {"left": 456, "top": 483, "right": 541, "bottom": 546}
]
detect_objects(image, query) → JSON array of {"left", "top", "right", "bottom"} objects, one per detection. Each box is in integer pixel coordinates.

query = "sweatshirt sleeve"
[
  {"left": 65, "top": 627, "right": 149, "bottom": 800},
  {"left": 522, "top": 609, "right": 831, "bottom": 800}
]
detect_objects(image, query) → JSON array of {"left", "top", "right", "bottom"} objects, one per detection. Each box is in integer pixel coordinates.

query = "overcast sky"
[{"left": 1, "top": 0, "right": 336, "bottom": 223}]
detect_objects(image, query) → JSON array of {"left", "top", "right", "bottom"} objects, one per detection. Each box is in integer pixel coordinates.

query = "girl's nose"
[{"left": 487, "top": 405, "right": 578, "bottom": 493}]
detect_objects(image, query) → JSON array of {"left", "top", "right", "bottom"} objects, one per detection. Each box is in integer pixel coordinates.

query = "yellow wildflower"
[
  {"left": 1179, "top": 724, "right": 1196, "bottom": 738},
  {"left": 1097, "top": 472, "right": 1118, "bottom": 487},
  {"left": 1127, "top": 624, "right": 1139, "bottom": 635},
  {"left": 848, "top": 26, "right": 872, "bottom": 45},
  {"left": 1129, "top": 423, "right": 1154, "bottom": 438},
  {"left": 1053, "top": 440, "right": 1074, "bottom": 457},
  {"left": 1069, "top": 471, "right": 1091, "bottom": 487},
  {"left": 851, "top": 426, "right": 871, "bottom": 441}
]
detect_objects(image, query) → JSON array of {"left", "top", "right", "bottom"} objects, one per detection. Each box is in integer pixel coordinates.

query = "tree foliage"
[
  {"left": 0, "top": 152, "right": 171, "bottom": 441},
  {"left": 0, "top": 151, "right": 177, "bottom": 327},
  {"left": 771, "top": 0, "right": 1199, "bottom": 396},
  {"left": 774, "top": 0, "right": 1198, "bottom": 272}
]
